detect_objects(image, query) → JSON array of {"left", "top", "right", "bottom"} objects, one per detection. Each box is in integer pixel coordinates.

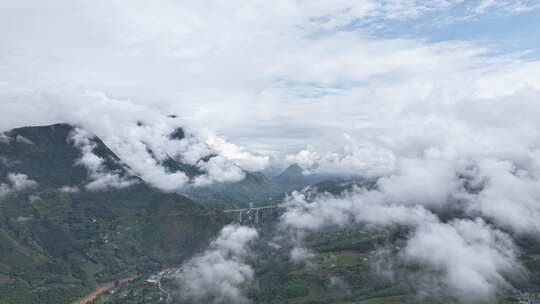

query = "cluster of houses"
[
  {"left": 146, "top": 267, "right": 183, "bottom": 284},
  {"left": 518, "top": 291, "right": 540, "bottom": 304}
]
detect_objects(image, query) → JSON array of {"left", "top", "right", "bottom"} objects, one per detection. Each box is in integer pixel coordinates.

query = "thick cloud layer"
[
  {"left": 279, "top": 187, "right": 523, "bottom": 302},
  {"left": 1, "top": 2, "right": 540, "bottom": 188},
  {"left": 403, "top": 219, "right": 519, "bottom": 302},
  {"left": 287, "top": 135, "right": 396, "bottom": 177},
  {"left": 12, "top": 90, "right": 268, "bottom": 191},
  {"left": 1, "top": 1, "right": 540, "bottom": 156},
  {"left": 177, "top": 225, "right": 258, "bottom": 304}
]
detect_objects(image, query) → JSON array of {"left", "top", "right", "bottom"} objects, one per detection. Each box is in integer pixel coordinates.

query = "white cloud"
[
  {"left": 472, "top": 0, "right": 540, "bottom": 13},
  {"left": 403, "top": 219, "right": 519, "bottom": 302},
  {"left": 54, "top": 97, "right": 266, "bottom": 191},
  {"left": 283, "top": 131, "right": 540, "bottom": 236},
  {"left": 15, "top": 135, "right": 33, "bottom": 145},
  {"left": 0, "top": 173, "right": 37, "bottom": 198},
  {"left": 192, "top": 156, "right": 245, "bottom": 187},
  {"left": 277, "top": 99, "right": 540, "bottom": 295},
  {"left": 378, "top": 157, "right": 460, "bottom": 209},
  {"left": 280, "top": 189, "right": 438, "bottom": 233},
  {"left": 204, "top": 133, "right": 270, "bottom": 172},
  {"left": 177, "top": 225, "right": 258, "bottom": 304},
  {"left": 59, "top": 185, "right": 79, "bottom": 193},
  {"left": 69, "top": 127, "right": 136, "bottom": 191},
  {"left": 0, "top": 133, "right": 10, "bottom": 144},
  {"left": 1, "top": 0, "right": 539, "bottom": 159},
  {"left": 8, "top": 173, "right": 38, "bottom": 191},
  {"left": 467, "top": 158, "right": 540, "bottom": 234},
  {"left": 287, "top": 135, "right": 396, "bottom": 177},
  {"left": 0, "top": 184, "right": 10, "bottom": 198},
  {"left": 290, "top": 246, "right": 316, "bottom": 263},
  {"left": 279, "top": 188, "right": 522, "bottom": 301}
]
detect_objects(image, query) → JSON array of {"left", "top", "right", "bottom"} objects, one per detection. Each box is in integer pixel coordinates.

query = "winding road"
[
  {"left": 79, "top": 276, "right": 136, "bottom": 304},
  {"left": 158, "top": 278, "right": 171, "bottom": 304}
]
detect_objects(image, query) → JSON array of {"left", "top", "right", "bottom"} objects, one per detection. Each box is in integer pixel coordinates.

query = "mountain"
[
  {"left": 2, "top": 124, "right": 540, "bottom": 304},
  {"left": 158, "top": 126, "right": 205, "bottom": 179},
  {"left": 185, "top": 164, "right": 342, "bottom": 208},
  {"left": 186, "top": 164, "right": 360, "bottom": 208},
  {"left": 184, "top": 171, "right": 280, "bottom": 208},
  {"left": 271, "top": 164, "right": 329, "bottom": 193},
  {"left": 0, "top": 124, "right": 227, "bottom": 304},
  {"left": 0, "top": 123, "right": 115, "bottom": 187}
]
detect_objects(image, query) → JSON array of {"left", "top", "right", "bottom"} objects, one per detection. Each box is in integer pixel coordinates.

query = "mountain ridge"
[{"left": 0, "top": 123, "right": 227, "bottom": 304}]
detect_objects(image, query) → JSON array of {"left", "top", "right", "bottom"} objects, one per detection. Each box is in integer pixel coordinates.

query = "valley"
[
  {"left": 1, "top": 124, "right": 540, "bottom": 304},
  {"left": 3, "top": 3, "right": 540, "bottom": 303}
]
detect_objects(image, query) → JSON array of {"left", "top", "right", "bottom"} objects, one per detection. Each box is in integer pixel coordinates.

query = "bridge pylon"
[{"left": 223, "top": 204, "right": 286, "bottom": 226}]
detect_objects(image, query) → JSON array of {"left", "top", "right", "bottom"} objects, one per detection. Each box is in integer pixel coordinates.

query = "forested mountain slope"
[{"left": 0, "top": 124, "right": 226, "bottom": 304}]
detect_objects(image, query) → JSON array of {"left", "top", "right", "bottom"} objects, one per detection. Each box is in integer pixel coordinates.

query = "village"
[{"left": 518, "top": 291, "right": 540, "bottom": 304}]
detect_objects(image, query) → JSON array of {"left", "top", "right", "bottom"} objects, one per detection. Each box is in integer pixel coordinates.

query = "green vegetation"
[
  {"left": 0, "top": 186, "right": 227, "bottom": 304},
  {"left": 1, "top": 124, "right": 539, "bottom": 304},
  {"left": 96, "top": 225, "right": 538, "bottom": 304},
  {"left": 92, "top": 277, "right": 165, "bottom": 304},
  {"left": 0, "top": 124, "right": 228, "bottom": 304}
]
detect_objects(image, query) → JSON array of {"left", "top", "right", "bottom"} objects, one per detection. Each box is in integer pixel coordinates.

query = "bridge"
[{"left": 223, "top": 204, "right": 286, "bottom": 224}]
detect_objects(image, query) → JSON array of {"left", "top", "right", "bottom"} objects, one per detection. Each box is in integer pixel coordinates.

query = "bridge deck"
[
  {"left": 223, "top": 204, "right": 287, "bottom": 224},
  {"left": 223, "top": 204, "right": 286, "bottom": 212}
]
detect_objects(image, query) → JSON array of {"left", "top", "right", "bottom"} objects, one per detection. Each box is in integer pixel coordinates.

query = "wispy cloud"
[
  {"left": 472, "top": 0, "right": 540, "bottom": 14},
  {"left": 279, "top": 187, "right": 523, "bottom": 301},
  {"left": 176, "top": 225, "right": 258, "bottom": 304},
  {"left": 69, "top": 127, "right": 136, "bottom": 191},
  {"left": 0, "top": 173, "right": 37, "bottom": 198}
]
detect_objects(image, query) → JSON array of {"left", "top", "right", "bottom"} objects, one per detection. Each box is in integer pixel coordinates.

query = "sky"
[
  {"left": 1, "top": 0, "right": 540, "bottom": 185},
  {"left": 1, "top": 0, "right": 539, "bottom": 159}
]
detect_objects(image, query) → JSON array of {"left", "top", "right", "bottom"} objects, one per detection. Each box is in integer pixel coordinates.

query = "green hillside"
[{"left": 0, "top": 124, "right": 227, "bottom": 304}]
